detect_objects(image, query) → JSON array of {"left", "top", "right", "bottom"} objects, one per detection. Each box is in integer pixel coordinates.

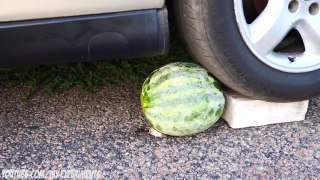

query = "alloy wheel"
[{"left": 234, "top": 0, "right": 320, "bottom": 73}]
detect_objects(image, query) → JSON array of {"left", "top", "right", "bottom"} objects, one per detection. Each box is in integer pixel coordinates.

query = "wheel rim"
[{"left": 234, "top": 0, "right": 320, "bottom": 73}]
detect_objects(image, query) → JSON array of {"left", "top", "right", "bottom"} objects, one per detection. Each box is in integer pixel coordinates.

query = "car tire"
[{"left": 175, "top": 0, "right": 320, "bottom": 102}]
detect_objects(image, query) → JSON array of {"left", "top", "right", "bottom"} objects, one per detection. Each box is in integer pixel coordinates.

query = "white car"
[{"left": 0, "top": 0, "right": 319, "bottom": 101}]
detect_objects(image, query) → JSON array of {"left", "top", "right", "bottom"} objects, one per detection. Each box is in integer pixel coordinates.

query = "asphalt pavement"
[{"left": 0, "top": 81, "right": 319, "bottom": 179}]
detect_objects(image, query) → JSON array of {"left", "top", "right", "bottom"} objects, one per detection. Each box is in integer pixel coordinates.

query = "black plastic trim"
[{"left": 0, "top": 8, "right": 169, "bottom": 66}]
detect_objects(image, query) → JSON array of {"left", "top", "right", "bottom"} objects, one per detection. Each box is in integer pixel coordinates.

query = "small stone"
[{"left": 149, "top": 128, "right": 165, "bottom": 138}]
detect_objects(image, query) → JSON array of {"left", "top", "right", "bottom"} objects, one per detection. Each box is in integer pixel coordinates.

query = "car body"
[{"left": 0, "top": 0, "right": 168, "bottom": 65}]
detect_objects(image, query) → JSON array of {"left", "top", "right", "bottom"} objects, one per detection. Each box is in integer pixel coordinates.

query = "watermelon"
[{"left": 141, "top": 62, "right": 225, "bottom": 136}]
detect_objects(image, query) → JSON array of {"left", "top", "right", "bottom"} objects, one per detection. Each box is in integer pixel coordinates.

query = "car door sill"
[{"left": 0, "top": 8, "right": 169, "bottom": 66}]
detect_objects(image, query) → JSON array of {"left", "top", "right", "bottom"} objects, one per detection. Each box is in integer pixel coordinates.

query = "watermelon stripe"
[
  {"left": 147, "top": 88, "right": 216, "bottom": 105},
  {"left": 147, "top": 82, "right": 220, "bottom": 100},
  {"left": 150, "top": 76, "right": 215, "bottom": 93},
  {"left": 148, "top": 73, "right": 216, "bottom": 95},
  {"left": 144, "top": 90, "right": 220, "bottom": 110},
  {"left": 145, "top": 94, "right": 222, "bottom": 122},
  {"left": 153, "top": 68, "right": 208, "bottom": 82}
]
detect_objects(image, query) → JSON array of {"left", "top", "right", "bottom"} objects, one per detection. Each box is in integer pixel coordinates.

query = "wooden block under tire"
[{"left": 222, "top": 91, "right": 309, "bottom": 129}]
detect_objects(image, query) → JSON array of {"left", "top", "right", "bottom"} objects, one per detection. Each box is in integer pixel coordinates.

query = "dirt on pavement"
[{"left": 0, "top": 81, "right": 319, "bottom": 179}]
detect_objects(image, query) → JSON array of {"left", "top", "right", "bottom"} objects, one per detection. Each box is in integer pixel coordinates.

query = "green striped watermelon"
[{"left": 141, "top": 62, "right": 225, "bottom": 136}]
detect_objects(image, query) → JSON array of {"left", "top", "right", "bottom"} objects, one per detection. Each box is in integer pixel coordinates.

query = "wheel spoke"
[
  {"left": 296, "top": 17, "right": 320, "bottom": 54},
  {"left": 248, "top": 0, "right": 294, "bottom": 55}
]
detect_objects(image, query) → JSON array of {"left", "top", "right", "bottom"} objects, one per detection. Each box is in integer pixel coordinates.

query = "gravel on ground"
[{"left": 0, "top": 81, "right": 319, "bottom": 179}]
